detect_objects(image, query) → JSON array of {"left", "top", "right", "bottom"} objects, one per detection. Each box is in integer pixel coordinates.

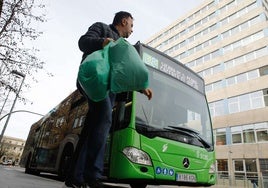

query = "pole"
[
  {"left": 0, "top": 75, "right": 25, "bottom": 144},
  {"left": 0, "top": 87, "right": 11, "bottom": 116},
  {"left": 0, "top": 82, "right": 15, "bottom": 116}
]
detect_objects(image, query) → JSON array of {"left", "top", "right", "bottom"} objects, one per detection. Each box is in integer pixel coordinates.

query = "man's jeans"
[{"left": 74, "top": 92, "right": 116, "bottom": 183}]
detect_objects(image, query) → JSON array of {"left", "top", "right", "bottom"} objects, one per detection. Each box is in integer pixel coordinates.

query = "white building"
[
  {"left": 0, "top": 135, "right": 25, "bottom": 165},
  {"left": 146, "top": 0, "right": 268, "bottom": 187}
]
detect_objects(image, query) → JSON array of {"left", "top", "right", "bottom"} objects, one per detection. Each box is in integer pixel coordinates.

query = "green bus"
[{"left": 20, "top": 42, "right": 216, "bottom": 187}]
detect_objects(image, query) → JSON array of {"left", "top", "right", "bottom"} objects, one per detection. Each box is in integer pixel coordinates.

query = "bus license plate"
[{"left": 176, "top": 173, "right": 196, "bottom": 182}]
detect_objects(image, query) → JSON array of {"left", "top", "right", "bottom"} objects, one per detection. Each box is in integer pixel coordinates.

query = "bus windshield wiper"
[
  {"left": 136, "top": 122, "right": 171, "bottom": 139},
  {"left": 136, "top": 122, "right": 169, "bottom": 133},
  {"left": 164, "top": 126, "right": 212, "bottom": 151}
]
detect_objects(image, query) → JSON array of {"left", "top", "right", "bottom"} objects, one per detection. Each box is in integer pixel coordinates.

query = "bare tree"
[
  {"left": 0, "top": 0, "right": 3, "bottom": 18},
  {"left": 0, "top": 0, "right": 51, "bottom": 104}
]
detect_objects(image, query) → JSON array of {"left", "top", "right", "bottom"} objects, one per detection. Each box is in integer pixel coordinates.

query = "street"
[
  {"left": 0, "top": 165, "right": 63, "bottom": 188},
  {"left": 0, "top": 165, "right": 236, "bottom": 188},
  {"left": 0, "top": 165, "right": 182, "bottom": 188}
]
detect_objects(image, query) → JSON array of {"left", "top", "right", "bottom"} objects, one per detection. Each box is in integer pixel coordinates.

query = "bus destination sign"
[{"left": 142, "top": 49, "right": 203, "bottom": 93}]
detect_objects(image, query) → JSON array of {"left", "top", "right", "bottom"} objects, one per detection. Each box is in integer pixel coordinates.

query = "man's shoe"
[
  {"left": 87, "top": 179, "right": 104, "bottom": 188},
  {"left": 79, "top": 182, "right": 88, "bottom": 188},
  {"left": 62, "top": 182, "right": 76, "bottom": 188}
]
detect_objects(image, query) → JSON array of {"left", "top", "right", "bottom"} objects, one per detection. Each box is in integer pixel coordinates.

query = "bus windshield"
[{"left": 136, "top": 67, "right": 213, "bottom": 150}]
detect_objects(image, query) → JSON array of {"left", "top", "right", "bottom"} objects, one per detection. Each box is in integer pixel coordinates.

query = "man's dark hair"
[{"left": 112, "top": 11, "right": 133, "bottom": 25}]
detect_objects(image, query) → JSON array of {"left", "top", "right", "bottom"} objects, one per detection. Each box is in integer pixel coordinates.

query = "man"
[{"left": 63, "top": 11, "right": 152, "bottom": 188}]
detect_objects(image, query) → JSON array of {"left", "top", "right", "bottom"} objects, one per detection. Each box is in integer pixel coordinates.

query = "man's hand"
[
  {"left": 102, "top": 38, "right": 114, "bottom": 47},
  {"left": 142, "top": 88, "right": 153, "bottom": 100}
]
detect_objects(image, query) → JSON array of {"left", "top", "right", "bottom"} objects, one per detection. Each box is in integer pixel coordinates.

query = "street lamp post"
[
  {"left": 0, "top": 83, "right": 16, "bottom": 116},
  {"left": 0, "top": 70, "right": 26, "bottom": 144},
  {"left": 0, "top": 86, "right": 12, "bottom": 116}
]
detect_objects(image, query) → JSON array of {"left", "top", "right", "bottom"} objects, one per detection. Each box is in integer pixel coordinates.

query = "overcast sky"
[{"left": 1, "top": 0, "right": 204, "bottom": 140}]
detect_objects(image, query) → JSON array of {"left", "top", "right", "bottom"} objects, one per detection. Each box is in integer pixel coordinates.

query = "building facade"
[
  {"left": 146, "top": 0, "right": 268, "bottom": 186},
  {"left": 0, "top": 136, "right": 25, "bottom": 165}
]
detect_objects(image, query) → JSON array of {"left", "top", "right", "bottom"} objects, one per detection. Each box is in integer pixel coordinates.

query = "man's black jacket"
[
  {"left": 78, "top": 22, "right": 120, "bottom": 61},
  {"left": 77, "top": 22, "right": 128, "bottom": 101}
]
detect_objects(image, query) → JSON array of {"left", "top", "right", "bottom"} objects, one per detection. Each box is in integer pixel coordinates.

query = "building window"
[
  {"left": 226, "top": 76, "right": 236, "bottom": 86},
  {"left": 202, "top": 40, "right": 209, "bottom": 48},
  {"left": 243, "top": 124, "right": 255, "bottom": 143},
  {"left": 56, "top": 117, "right": 65, "bottom": 127},
  {"left": 210, "top": 23, "right": 217, "bottom": 32},
  {"left": 78, "top": 116, "right": 86, "bottom": 128},
  {"left": 231, "top": 126, "right": 242, "bottom": 144},
  {"left": 249, "top": 15, "right": 261, "bottom": 26},
  {"left": 217, "top": 159, "right": 228, "bottom": 171},
  {"left": 227, "top": 90, "right": 265, "bottom": 114},
  {"left": 205, "top": 80, "right": 223, "bottom": 92},
  {"left": 234, "top": 159, "right": 258, "bottom": 179},
  {"left": 205, "top": 84, "right": 212, "bottom": 92},
  {"left": 260, "top": 65, "right": 268, "bottom": 76},
  {"left": 216, "top": 128, "right": 226, "bottom": 145},
  {"left": 220, "top": 122, "right": 268, "bottom": 145},
  {"left": 224, "top": 44, "right": 268, "bottom": 70},
  {"left": 248, "top": 69, "right": 259, "bottom": 79},
  {"left": 245, "top": 159, "right": 258, "bottom": 179},
  {"left": 239, "top": 94, "right": 251, "bottom": 112},
  {"left": 234, "top": 160, "right": 244, "bottom": 172},
  {"left": 72, "top": 118, "right": 79, "bottom": 129},
  {"left": 259, "top": 159, "right": 268, "bottom": 177},
  {"left": 236, "top": 73, "right": 247, "bottom": 83},
  {"left": 251, "top": 90, "right": 264, "bottom": 109},
  {"left": 209, "top": 100, "right": 225, "bottom": 117},
  {"left": 256, "top": 122, "right": 268, "bottom": 142},
  {"left": 228, "top": 97, "right": 239, "bottom": 113},
  {"left": 223, "top": 31, "right": 264, "bottom": 55},
  {"left": 199, "top": 65, "right": 222, "bottom": 79},
  {"left": 209, "top": 80, "right": 222, "bottom": 92},
  {"left": 217, "top": 159, "right": 229, "bottom": 178},
  {"left": 233, "top": 159, "right": 258, "bottom": 180},
  {"left": 226, "top": 70, "right": 259, "bottom": 87}
]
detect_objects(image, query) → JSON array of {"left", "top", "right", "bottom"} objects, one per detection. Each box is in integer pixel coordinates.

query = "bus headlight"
[
  {"left": 123, "top": 147, "right": 152, "bottom": 166},
  {"left": 209, "top": 163, "right": 216, "bottom": 173}
]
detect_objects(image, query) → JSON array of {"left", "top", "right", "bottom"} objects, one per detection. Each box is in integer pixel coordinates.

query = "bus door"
[{"left": 103, "top": 92, "right": 133, "bottom": 176}]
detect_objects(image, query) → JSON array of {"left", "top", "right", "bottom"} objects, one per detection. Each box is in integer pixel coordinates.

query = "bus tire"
[
  {"left": 25, "top": 153, "right": 40, "bottom": 175},
  {"left": 130, "top": 183, "right": 147, "bottom": 188},
  {"left": 58, "top": 144, "right": 74, "bottom": 180},
  {"left": 25, "top": 155, "right": 31, "bottom": 174}
]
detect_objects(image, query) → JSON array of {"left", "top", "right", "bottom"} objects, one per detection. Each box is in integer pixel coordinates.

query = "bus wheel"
[
  {"left": 25, "top": 154, "right": 40, "bottom": 175},
  {"left": 130, "top": 183, "right": 147, "bottom": 188},
  {"left": 58, "top": 145, "right": 73, "bottom": 180},
  {"left": 25, "top": 155, "right": 31, "bottom": 174}
]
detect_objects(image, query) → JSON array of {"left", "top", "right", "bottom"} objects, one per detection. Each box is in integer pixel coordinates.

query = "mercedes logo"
[{"left": 182, "top": 157, "right": 190, "bottom": 168}]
